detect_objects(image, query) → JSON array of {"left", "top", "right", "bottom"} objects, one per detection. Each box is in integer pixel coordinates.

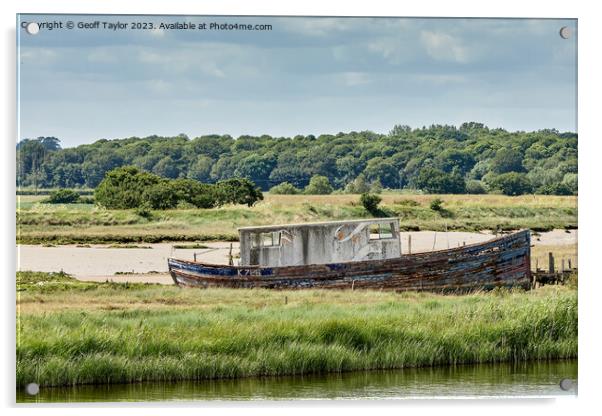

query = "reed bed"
[{"left": 16, "top": 272, "right": 577, "bottom": 387}]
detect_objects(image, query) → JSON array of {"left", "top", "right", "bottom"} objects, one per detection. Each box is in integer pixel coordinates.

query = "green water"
[{"left": 17, "top": 360, "right": 577, "bottom": 403}]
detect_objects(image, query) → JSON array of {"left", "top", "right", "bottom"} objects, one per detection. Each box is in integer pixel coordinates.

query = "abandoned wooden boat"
[{"left": 168, "top": 218, "right": 531, "bottom": 291}]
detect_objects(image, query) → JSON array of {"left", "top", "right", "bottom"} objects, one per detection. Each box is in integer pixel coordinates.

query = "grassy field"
[
  {"left": 16, "top": 271, "right": 577, "bottom": 387},
  {"left": 531, "top": 244, "right": 578, "bottom": 270},
  {"left": 16, "top": 193, "right": 577, "bottom": 244}
]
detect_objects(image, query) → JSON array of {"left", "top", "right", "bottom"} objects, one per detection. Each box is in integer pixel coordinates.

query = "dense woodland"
[{"left": 16, "top": 122, "right": 578, "bottom": 195}]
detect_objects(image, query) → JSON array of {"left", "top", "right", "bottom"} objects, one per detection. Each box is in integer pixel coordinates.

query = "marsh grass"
[
  {"left": 172, "top": 243, "right": 211, "bottom": 249},
  {"left": 16, "top": 272, "right": 577, "bottom": 387},
  {"left": 17, "top": 194, "right": 577, "bottom": 244}
]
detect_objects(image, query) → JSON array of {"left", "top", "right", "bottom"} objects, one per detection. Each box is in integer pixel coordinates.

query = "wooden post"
[
  {"left": 285, "top": 296, "right": 288, "bottom": 305},
  {"left": 531, "top": 269, "right": 536, "bottom": 290},
  {"left": 351, "top": 280, "right": 355, "bottom": 291},
  {"left": 568, "top": 259, "right": 572, "bottom": 270},
  {"left": 194, "top": 252, "right": 197, "bottom": 262},
  {"left": 432, "top": 232, "right": 437, "bottom": 252},
  {"left": 535, "top": 258, "right": 539, "bottom": 271},
  {"left": 548, "top": 252, "right": 555, "bottom": 273},
  {"left": 228, "top": 243, "right": 234, "bottom": 266},
  {"left": 445, "top": 222, "right": 449, "bottom": 249},
  {"left": 463, "top": 241, "right": 466, "bottom": 246},
  {"left": 408, "top": 234, "right": 412, "bottom": 255},
  {"left": 561, "top": 259, "right": 565, "bottom": 273}
]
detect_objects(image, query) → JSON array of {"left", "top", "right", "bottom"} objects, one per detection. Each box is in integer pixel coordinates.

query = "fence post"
[
  {"left": 548, "top": 252, "right": 555, "bottom": 274},
  {"left": 561, "top": 259, "right": 565, "bottom": 273},
  {"left": 408, "top": 234, "right": 412, "bottom": 255},
  {"left": 194, "top": 253, "right": 197, "bottom": 262}
]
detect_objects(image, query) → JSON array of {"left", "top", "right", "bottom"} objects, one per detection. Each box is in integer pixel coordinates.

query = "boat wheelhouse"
[{"left": 238, "top": 218, "right": 402, "bottom": 267}]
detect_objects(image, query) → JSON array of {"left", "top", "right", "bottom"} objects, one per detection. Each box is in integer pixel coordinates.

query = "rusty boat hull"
[{"left": 168, "top": 229, "right": 531, "bottom": 291}]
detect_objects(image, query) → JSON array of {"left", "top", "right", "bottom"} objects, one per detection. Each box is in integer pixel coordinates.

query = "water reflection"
[{"left": 18, "top": 359, "right": 577, "bottom": 403}]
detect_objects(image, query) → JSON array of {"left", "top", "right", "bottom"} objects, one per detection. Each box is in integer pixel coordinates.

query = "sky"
[{"left": 17, "top": 15, "right": 577, "bottom": 148}]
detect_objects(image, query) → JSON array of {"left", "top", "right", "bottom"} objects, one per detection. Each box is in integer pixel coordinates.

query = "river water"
[{"left": 17, "top": 359, "right": 576, "bottom": 403}]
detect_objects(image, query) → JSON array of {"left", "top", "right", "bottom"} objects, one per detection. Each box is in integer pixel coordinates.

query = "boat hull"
[{"left": 168, "top": 230, "right": 531, "bottom": 291}]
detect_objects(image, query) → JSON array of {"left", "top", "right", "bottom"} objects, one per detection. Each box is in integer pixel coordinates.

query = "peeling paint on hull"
[{"left": 168, "top": 230, "right": 531, "bottom": 292}]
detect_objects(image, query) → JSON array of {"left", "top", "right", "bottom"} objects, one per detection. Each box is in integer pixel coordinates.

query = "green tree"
[
  {"left": 434, "top": 149, "right": 475, "bottom": 175},
  {"left": 363, "top": 158, "right": 399, "bottom": 188},
  {"left": 489, "top": 172, "right": 532, "bottom": 196},
  {"left": 562, "top": 173, "right": 578, "bottom": 195},
  {"left": 491, "top": 148, "right": 524, "bottom": 174},
  {"left": 304, "top": 175, "right": 334, "bottom": 195},
  {"left": 187, "top": 155, "right": 213, "bottom": 183},
  {"left": 234, "top": 154, "right": 277, "bottom": 190},
  {"left": 216, "top": 178, "right": 264, "bottom": 207},
  {"left": 465, "top": 180, "right": 487, "bottom": 194},
  {"left": 413, "top": 167, "right": 466, "bottom": 194},
  {"left": 152, "top": 156, "right": 180, "bottom": 179}
]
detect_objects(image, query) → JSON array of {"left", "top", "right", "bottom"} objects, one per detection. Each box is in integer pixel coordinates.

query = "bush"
[
  {"left": 562, "top": 173, "right": 578, "bottom": 195},
  {"left": 142, "top": 181, "right": 180, "bottom": 210},
  {"left": 95, "top": 166, "right": 162, "bottom": 209},
  {"left": 537, "top": 182, "right": 573, "bottom": 196},
  {"left": 269, "top": 182, "right": 301, "bottom": 195},
  {"left": 430, "top": 198, "right": 444, "bottom": 211},
  {"left": 304, "top": 175, "right": 334, "bottom": 195},
  {"left": 95, "top": 167, "right": 262, "bottom": 210},
  {"left": 465, "top": 180, "right": 487, "bottom": 194},
  {"left": 395, "top": 199, "right": 420, "bottom": 207},
  {"left": 489, "top": 172, "right": 533, "bottom": 196},
  {"left": 360, "top": 193, "right": 382, "bottom": 215},
  {"left": 78, "top": 196, "right": 95, "bottom": 204},
  {"left": 216, "top": 178, "right": 264, "bottom": 207},
  {"left": 170, "top": 178, "right": 217, "bottom": 209},
  {"left": 46, "top": 189, "right": 80, "bottom": 204},
  {"left": 369, "top": 180, "right": 383, "bottom": 194},
  {"left": 344, "top": 175, "right": 370, "bottom": 194},
  {"left": 135, "top": 205, "right": 153, "bottom": 219}
]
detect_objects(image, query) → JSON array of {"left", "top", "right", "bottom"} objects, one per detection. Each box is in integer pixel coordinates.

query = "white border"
[{"left": 2, "top": 1, "right": 600, "bottom": 415}]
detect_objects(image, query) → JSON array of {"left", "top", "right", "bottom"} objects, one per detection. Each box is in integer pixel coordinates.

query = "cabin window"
[
  {"left": 250, "top": 233, "right": 261, "bottom": 248},
  {"left": 250, "top": 232, "right": 281, "bottom": 248},
  {"left": 369, "top": 222, "right": 396, "bottom": 240},
  {"left": 261, "top": 231, "right": 281, "bottom": 247}
]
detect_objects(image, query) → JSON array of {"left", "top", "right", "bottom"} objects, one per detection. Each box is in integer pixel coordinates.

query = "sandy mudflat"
[{"left": 17, "top": 230, "right": 576, "bottom": 284}]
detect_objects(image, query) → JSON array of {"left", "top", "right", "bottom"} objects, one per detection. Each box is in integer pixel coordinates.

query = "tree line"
[{"left": 16, "top": 122, "right": 577, "bottom": 196}]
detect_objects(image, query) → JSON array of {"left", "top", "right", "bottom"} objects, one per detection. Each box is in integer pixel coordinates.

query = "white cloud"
[
  {"left": 145, "top": 79, "right": 171, "bottom": 94},
  {"left": 284, "top": 18, "right": 355, "bottom": 37},
  {"left": 87, "top": 48, "right": 117, "bottom": 64},
  {"left": 339, "top": 72, "right": 371, "bottom": 87},
  {"left": 149, "top": 28, "right": 165, "bottom": 38},
  {"left": 413, "top": 74, "right": 467, "bottom": 85},
  {"left": 420, "top": 30, "right": 470, "bottom": 63},
  {"left": 20, "top": 48, "right": 58, "bottom": 64}
]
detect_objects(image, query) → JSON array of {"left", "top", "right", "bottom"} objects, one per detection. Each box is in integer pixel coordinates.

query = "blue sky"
[{"left": 18, "top": 15, "right": 577, "bottom": 148}]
